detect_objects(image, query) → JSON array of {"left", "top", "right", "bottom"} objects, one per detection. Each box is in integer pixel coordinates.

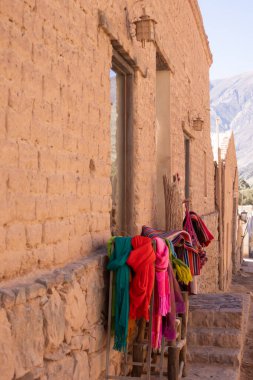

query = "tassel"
[{"left": 159, "top": 295, "right": 170, "bottom": 316}]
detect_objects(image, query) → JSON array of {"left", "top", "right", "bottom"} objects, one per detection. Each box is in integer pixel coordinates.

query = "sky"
[{"left": 198, "top": 0, "right": 253, "bottom": 80}]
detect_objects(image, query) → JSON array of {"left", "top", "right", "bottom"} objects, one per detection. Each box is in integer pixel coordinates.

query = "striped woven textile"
[
  {"left": 186, "top": 211, "right": 214, "bottom": 247},
  {"left": 183, "top": 211, "right": 214, "bottom": 270},
  {"left": 141, "top": 226, "right": 201, "bottom": 276}
]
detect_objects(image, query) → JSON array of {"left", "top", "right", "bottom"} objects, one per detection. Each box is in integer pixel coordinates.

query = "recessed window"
[
  {"left": 204, "top": 151, "right": 207, "bottom": 197},
  {"left": 184, "top": 135, "right": 190, "bottom": 199},
  {"left": 110, "top": 51, "right": 133, "bottom": 235}
]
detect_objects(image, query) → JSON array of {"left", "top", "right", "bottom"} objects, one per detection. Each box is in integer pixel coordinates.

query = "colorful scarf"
[
  {"left": 141, "top": 225, "right": 199, "bottom": 276},
  {"left": 183, "top": 210, "right": 214, "bottom": 270},
  {"left": 152, "top": 237, "right": 171, "bottom": 349},
  {"left": 127, "top": 236, "right": 156, "bottom": 321},
  {"left": 163, "top": 259, "right": 185, "bottom": 341},
  {"left": 107, "top": 237, "right": 132, "bottom": 352},
  {"left": 188, "top": 211, "right": 214, "bottom": 247},
  {"left": 167, "top": 239, "right": 192, "bottom": 285},
  {"left": 141, "top": 225, "right": 197, "bottom": 254}
]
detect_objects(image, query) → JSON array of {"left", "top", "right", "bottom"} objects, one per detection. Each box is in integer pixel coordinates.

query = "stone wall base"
[{"left": 0, "top": 251, "right": 121, "bottom": 380}]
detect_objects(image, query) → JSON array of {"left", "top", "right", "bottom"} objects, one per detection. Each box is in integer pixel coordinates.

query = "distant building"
[{"left": 213, "top": 131, "right": 239, "bottom": 290}]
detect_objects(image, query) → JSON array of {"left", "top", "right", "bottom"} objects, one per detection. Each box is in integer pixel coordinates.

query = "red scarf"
[{"left": 127, "top": 236, "right": 156, "bottom": 321}]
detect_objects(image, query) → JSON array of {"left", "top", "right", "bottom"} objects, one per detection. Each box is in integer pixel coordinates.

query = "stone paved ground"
[
  {"left": 230, "top": 259, "right": 253, "bottom": 380},
  {"left": 184, "top": 259, "right": 253, "bottom": 380}
]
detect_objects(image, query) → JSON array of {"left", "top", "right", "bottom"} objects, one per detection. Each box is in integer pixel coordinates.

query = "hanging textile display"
[
  {"left": 141, "top": 225, "right": 199, "bottom": 276},
  {"left": 166, "top": 239, "right": 192, "bottom": 285},
  {"left": 152, "top": 237, "right": 171, "bottom": 349},
  {"left": 107, "top": 234, "right": 187, "bottom": 353},
  {"left": 126, "top": 236, "right": 156, "bottom": 321},
  {"left": 163, "top": 258, "right": 186, "bottom": 341},
  {"left": 183, "top": 210, "right": 214, "bottom": 270},
  {"left": 107, "top": 237, "right": 132, "bottom": 352},
  {"left": 187, "top": 211, "right": 214, "bottom": 247}
]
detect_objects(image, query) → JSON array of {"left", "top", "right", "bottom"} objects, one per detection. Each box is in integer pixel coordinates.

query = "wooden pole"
[{"left": 179, "top": 291, "right": 189, "bottom": 377}]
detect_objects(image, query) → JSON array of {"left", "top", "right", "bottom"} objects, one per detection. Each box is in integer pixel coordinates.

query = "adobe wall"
[
  {"left": 0, "top": 1, "right": 219, "bottom": 378},
  {"left": 0, "top": 0, "right": 214, "bottom": 281},
  {"left": 197, "top": 211, "right": 219, "bottom": 293},
  {"left": 222, "top": 135, "right": 239, "bottom": 289}
]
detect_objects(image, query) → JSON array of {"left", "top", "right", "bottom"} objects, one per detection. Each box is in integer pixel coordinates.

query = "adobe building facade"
[
  {"left": 214, "top": 132, "right": 239, "bottom": 290},
  {"left": 0, "top": 1, "right": 224, "bottom": 379}
]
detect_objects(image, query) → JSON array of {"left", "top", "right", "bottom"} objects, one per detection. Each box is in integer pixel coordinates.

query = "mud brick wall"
[
  {"left": 197, "top": 212, "right": 219, "bottom": 293},
  {"left": 0, "top": 0, "right": 215, "bottom": 280},
  {"left": 0, "top": 1, "right": 224, "bottom": 378}
]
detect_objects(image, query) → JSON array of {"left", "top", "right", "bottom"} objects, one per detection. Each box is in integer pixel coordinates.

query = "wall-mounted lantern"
[
  {"left": 192, "top": 115, "right": 204, "bottom": 131},
  {"left": 240, "top": 210, "right": 248, "bottom": 222},
  {"left": 133, "top": 8, "right": 157, "bottom": 48}
]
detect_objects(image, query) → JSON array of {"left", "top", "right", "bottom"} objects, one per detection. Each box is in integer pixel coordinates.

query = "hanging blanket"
[
  {"left": 152, "top": 237, "right": 171, "bottom": 349},
  {"left": 141, "top": 225, "right": 197, "bottom": 253},
  {"left": 163, "top": 259, "right": 185, "bottom": 341},
  {"left": 107, "top": 237, "right": 132, "bottom": 352},
  {"left": 141, "top": 225, "right": 199, "bottom": 276},
  {"left": 127, "top": 236, "right": 156, "bottom": 321},
  {"left": 187, "top": 211, "right": 214, "bottom": 247},
  {"left": 183, "top": 211, "right": 214, "bottom": 269}
]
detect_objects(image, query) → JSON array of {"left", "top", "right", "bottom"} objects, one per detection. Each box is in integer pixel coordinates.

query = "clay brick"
[
  {"left": 49, "top": 196, "right": 68, "bottom": 219},
  {"left": 0, "top": 226, "right": 6, "bottom": 251},
  {"left": 53, "top": 240, "right": 69, "bottom": 265},
  {"left": 43, "top": 220, "right": 69, "bottom": 244},
  {"left": 0, "top": 168, "right": 8, "bottom": 196},
  {"left": 36, "top": 197, "right": 50, "bottom": 221},
  {"left": 39, "top": 148, "right": 56, "bottom": 174},
  {"left": 74, "top": 214, "right": 89, "bottom": 236},
  {"left": 30, "top": 117, "right": 48, "bottom": 146},
  {"left": 47, "top": 174, "right": 64, "bottom": 195},
  {"left": 26, "top": 223, "right": 42, "bottom": 247},
  {"left": 44, "top": 74, "right": 60, "bottom": 103},
  {"left": 56, "top": 152, "right": 69, "bottom": 172},
  {"left": 47, "top": 127, "right": 63, "bottom": 149},
  {"left": 63, "top": 173, "right": 77, "bottom": 194},
  {"left": 29, "top": 173, "right": 47, "bottom": 194},
  {"left": 0, "top": 140, "right": 19, "bottom": 168},
  {"left": 0, "top": 107, "right": 7, "bottom": 139},
  {"left": 16, "top": 195, "right": 35, "bottom": 221},
  {"left": 35, "top": 245, "right": 55, "bottom": 268},
  {"left": 0, "top": 0, "right": 24, "bottom": 25},
  {"left": 0, "top": 195, "right": 16, "bottom": 225},
  {"left": 8, "top": 169, "right": 29, "bottom": 193},
  {"left": 6, "top": 223, "right": 26, "bottom": 250},
  {"left": 63, "top": 133, "right": 78, "bottom": 152},
  {"left": 19, "top": 141, "right": 38, "bottom": 170}
]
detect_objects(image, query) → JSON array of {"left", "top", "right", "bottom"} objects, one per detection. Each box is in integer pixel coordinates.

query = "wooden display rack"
[{"left": 105, "top": 268, "right": 189, "bottom": 380}]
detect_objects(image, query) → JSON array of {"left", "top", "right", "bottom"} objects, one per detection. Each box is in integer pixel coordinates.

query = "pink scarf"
[
  {"left": 163, "top": 259, "right": 185, "bottom": 341},
  {"left": 152, "top": 237, "right": 171, "bottom": 349}
]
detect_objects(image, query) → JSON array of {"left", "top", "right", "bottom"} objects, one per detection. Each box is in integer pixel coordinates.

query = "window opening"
[
  {"left": 204, "top": 151, "right": 207, "bottom": 197},
  {"left": 110, "top": 53, "right": 133, "bottom": 235},
  {"left": 184, "top": 136, "right": 190, "bottom": 199}
]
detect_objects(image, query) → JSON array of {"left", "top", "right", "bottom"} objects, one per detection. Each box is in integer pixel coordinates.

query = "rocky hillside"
[{"left": 210, "top": 72, "right": 253, "bottom": 185}]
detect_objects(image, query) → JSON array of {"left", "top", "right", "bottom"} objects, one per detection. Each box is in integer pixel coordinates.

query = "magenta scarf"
[
  {"left": 152, "top": 237, "right": 171, "bottom": 349},
  {"left": 163, "top": 259, "right": 185, "bottom": 341}
]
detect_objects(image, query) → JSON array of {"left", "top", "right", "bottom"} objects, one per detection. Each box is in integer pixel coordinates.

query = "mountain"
[{"left": 210, "top": 72, "right": 253, "bottom": 185}]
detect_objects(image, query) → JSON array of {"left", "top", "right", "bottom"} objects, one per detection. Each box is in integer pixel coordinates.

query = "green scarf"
[{"left": 107, "top": 237, "right": 132, "bottom": 352}]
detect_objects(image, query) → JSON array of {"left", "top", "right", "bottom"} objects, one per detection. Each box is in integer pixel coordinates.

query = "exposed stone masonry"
[{"left": 0, "top": 251, "right": 120, "bottom": 380}]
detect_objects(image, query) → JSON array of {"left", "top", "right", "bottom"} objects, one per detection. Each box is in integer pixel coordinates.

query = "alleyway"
[
  {"left": 184, "top": 259, "right": 253, "bottom": 380},
  {"left": 230, "top": 259, "right": 253, "bottom": 380}
]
